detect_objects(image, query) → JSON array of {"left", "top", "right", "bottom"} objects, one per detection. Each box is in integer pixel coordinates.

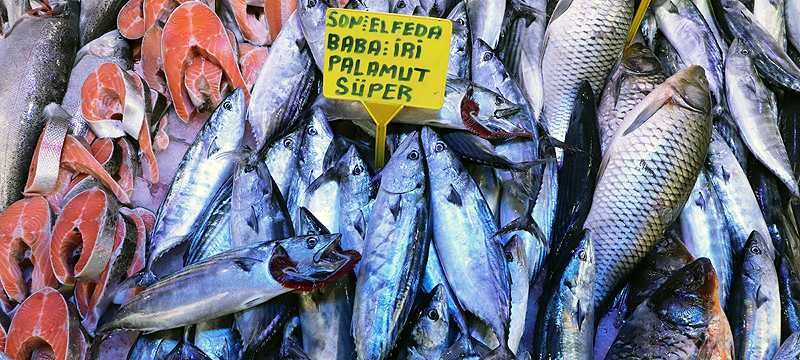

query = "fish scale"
[
  {"left": 586, "top": 67, "right": 711, "bottom": 308},
  {"left": 541, "top": 0, "right": 633, "bottom": 159}
]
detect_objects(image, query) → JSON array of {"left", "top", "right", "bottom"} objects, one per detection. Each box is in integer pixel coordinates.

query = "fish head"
[
  {"left": 411, "top": 284, "right": 451, "bottom": 348},
  {"left": 629, "top": 232, "right": 694, "bottom": 306},
  {"left": 379, "top": 131, "right": 425, "bottom": 194},
  {"left": 266, "top": 126, "right": 302, "bottom": 166},
  {"left": 503, "top": 235, "right": 528, "bottom": 268},
  {"left": 667, "top": 65, "right": 711, "bottom": 115},
  {"left": 218, "top": 88, "right": 247, "bottom": 117},
  {"left": 75, "top": 30, "right": 129, "bottom": 64},
  {"left": 299, "top": 108, "right": 335, "bottom": 180},
  {"left": 269, "top": 234, "right": 361, "bottom": 291},
  {"left": 742, "top": 231, "right": 772, "bottom": 279},
  {"left": 621, "top": 43, "right": 662, "bottom": 76},
  {"left": 649, "top": 258, "right": 718, "bottom": 329},
  {"left": 462, "top": 85, "right": 521, "bottom": 123},
  {"left": 299, "top": 0, "right": 330, "bottom": 32},
  {"left": 421, "top": 127, "right": 460, "bottom": 176},
  {"left": 726, "top": 39, "right": 754, "bottom": 67}
]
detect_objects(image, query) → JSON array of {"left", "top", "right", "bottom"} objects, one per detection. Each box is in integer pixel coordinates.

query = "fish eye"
[
  {"left": 578, "top": 250, "right": 587, "bottom": 261},
  {"left": 222, "top": 101, "right": 232, "bottom": 110},
  {"left": 307, "top": 126, "right": 318, "bottom": 136},
  {"left": 504, "top": 251, "right": 513, "bottom": 261},
  {"left": 306, "top": 237, "right": 318, "bottom": 249},
  {"left": 307, "top": 0, "right": 316, "bottom": 7},
  {"left": 457, "top": 19, "right": 465, "bottom": 26},
  {"left": 426, "top": 309, "right": 439, "bottom": 321},
  {"left": 495, "top": 96, "right": 503, "bottom": 106},
  {"left": 482, "top": 52, "right": 493, "bottom": 61},
  {"left": 352, "top": 164, "right": 363, "bottom": 175},
  {"left": 283, "top": 138, "right": 294, "bottom": 149},
  {"left": 750, "top": 245, "right": 762, "bottom": 255},
  {"left": 741, "top": 48, "right": 750, "bottom": 56},
  {"left": 434, "top": 141, "right": 445, "bottom": 153},
  {"left": 407, "top": 150, "right": 420, "bottom": 160},
  {"left": 245, "top": 164, "right": 256, "bottom": 172},
  {"left": 397, "top": 0, "right": 406, "bottom": 8},
  {"left": 469, "top": 110, "right": 478, "bottom": 117}
]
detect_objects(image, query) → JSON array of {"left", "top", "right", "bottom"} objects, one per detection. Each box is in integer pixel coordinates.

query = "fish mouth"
[{"left": 268, "top": 235, "right": 361, "bottom": 291}]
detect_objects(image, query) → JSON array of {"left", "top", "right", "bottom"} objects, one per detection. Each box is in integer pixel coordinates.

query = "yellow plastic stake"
[
  {"left": 626, "top": 0, "right": 655, "bottom": 46},
  {"left": 362, "top": 102, "right": 404, "bottom": 167},
  {"left": 322, "top": 8, "right": 452, "bottom": 169}
]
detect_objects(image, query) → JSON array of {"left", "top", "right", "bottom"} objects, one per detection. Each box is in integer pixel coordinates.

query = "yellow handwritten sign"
[{"left": 323, "top": 8, "right": 452, "bottom": 167}]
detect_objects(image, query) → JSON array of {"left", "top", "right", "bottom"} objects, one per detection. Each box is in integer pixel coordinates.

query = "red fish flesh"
[
  {"left": 5, "top": 287, "right": 87, "bottom": 360},
  {"left": 117, "top": 0, "right": 146, "bottom": 39},
  {"left": 0, "top": 197, "right": 57, "bottom": 304},
  {"left": 161, "top": 1, "right": 249, "bottom": 122}
]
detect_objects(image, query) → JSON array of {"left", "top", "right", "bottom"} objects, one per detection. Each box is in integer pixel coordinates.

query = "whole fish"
[
  {"left": 231, "top": 153, "right": 294, "bottom": 246},
  {"left": 705, "top": 131, "right": 774, "bottom": 256},
  {"left": 396, "top": 284, "right": 456, "bottom": 360},
  {"left": 730, "top": 231, "right": 781, "bottom": 360},
  {"left": 714, "top": 0, "right": 800, "bottom": 92},
  {"left": 788, "top": 0, "right": 800, "bottom": 54},
  {"left": 592, "top": 286, "right": 628, "bottom": 359},
  {"left": 265, "top": 123, "right": 304, "bottom": 199},
  {"left": 726, "top": 39, "right": 799, "bottom": 196},
  {"left": 128, "top": 330, "right": 182, "bottom": 359},
  {"left": 778, "top": 255, "right": 800, "bottom": 341},
  {"left": 0, "top": 6, "right": 79, "bottom": 211},
  {"left": 101, "top": 234, "right": 360, "bottom": 333},
  {"left": 147, "top": 90, "right": 246, "bottom": 278},
  {"left": 652, "top": 32, "right": 687, "bottom": 76},
  {"left": 536, "top": 231, "right": 595, "bottom": 360},
  {"left": 290, "top": 108, "right": 338, "bottom": 234},
  {"left": 626, "top": 232, "right": 695, "bottom": 310},
  {"left": 61, "top": 30, "right": 131, "bottom": 139},
  {"left": 680, "top": 171, "right": 734, "bottom": 306},
  {"left": 552, "top": 81, "right": 599, "bottom": 254},
  {"left": 0, "top": 0, "right": 29, "bottom": 29},
  {"left": 295, "top": 207, "right": 356, "bottom": 360},
  {"left": 311, "top": 145, "right": 373, "bottom": 253},
  {"left": 317, "top": 80, "right": 528, "bottom": 139},
  {"left": 247, "top": 12, "right": 318, "bottom": 151},
  {"left": 753, "top": 0, "right": 785, "bottom": 50},
  {"left": 505, "top": 236, "right": 530, "bottom": 354},
  {"left": 165, "top": 340, "right": 212, "bottom": 360},
  {"left": 353, "top": 132, "right": 430, "bottom": 360},
  {"left": 774, "top": 332, "right": 800, "bottom": 359},
  {"left": 597, "top": 43, "right": 665, "bottom": 153},
  {"left": 465, "top": 0, "right": 503, "bottom": 48},
  {"left": 690, "top": 0, "right": 728, "bottom": 56},
  {"left": 605, "top": 258, "right": 732, "bottom": 359},
  {"left": 653, "top": 0, "right": 726, "bottom": 117},
  {"left": 500, "top": 0, "right": 547, "bottom": 120},
  {"left": 446, "top": 2, "right": 470, "bottom": 79},
  {"left": 422, "top": 127, "right": 512, "bottom": 358},
  {"left": 540, "top": 0, "right": 633, "bottom": 161},
  {"left": 585, "top": 66, "right": 712, "bottom": 308},
  {"left": 184, "top": 177, "right": 234, "bottom": 266},
  {"left": 79, "top": 0, "right": 127, "bottom": 45}
]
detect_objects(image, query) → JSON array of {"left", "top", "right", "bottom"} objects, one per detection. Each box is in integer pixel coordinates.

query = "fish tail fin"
[
  {"left": 137, "top": 270, "right": 158, "bottom": 288},
  {"left": 483, "top": 344, "right": 515, "bottom": 360}
]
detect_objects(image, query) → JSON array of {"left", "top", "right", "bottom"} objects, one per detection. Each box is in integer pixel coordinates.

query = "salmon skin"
[
  {"left": 6, "top": 287, "right": 87, "bottom": 360},
  {"left": 0, "top": 4, "right": 79, "bottom": 211}
]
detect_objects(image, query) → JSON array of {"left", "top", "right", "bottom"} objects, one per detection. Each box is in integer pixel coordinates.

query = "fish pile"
[{"left": 4, "top": 0, "right": 800, "bottom": 358}]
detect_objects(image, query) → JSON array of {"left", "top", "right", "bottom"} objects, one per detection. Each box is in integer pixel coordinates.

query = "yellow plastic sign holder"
[
  {"left": 322, "top": 8, "right": 452, "bottom": 168},
  {"left": 626, "top": 0, "right": 654, "bottom": 47}
]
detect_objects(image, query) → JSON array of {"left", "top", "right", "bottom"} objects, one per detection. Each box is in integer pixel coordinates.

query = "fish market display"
[{"left": 3, "top": 0, "right": 800, "bottom": 358}]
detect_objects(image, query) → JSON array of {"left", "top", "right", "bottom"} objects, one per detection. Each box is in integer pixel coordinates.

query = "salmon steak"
[
  {"left": 81, "top": 63, "right": 159, "bottom": 184},
  {"left": 0, "top": 196, "right": 57, "bottom": 304},
  {"left": 50, "top": 186, "right": 121, "bottom": 286},
  {"left": 5, "top": 288, "right": 87, "bottom": 360},
  {"left": 161, "top": 1, "right": 249, "bottom": 122},
  {"left": 238, "top": 43, "right": 268, "bottom": 90},
  {"left": 117, "top": 0, "right": 146, "bottom": 39}
]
